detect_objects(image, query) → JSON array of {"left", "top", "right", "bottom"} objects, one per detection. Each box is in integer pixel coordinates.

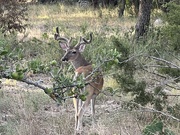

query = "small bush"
[
  {"left": 0, "top": 0, "right": 28, "bottom": 34},
  {"left": 142, "top": 120, "right": 175, "bottom": 135},
  {"left": 160, "top": 2, "right": 180, "bottom": 51}
]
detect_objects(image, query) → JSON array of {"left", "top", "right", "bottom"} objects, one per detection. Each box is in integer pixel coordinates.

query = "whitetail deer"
[{"left": 54, "top": 27, "right": 103, "bottom": 134}]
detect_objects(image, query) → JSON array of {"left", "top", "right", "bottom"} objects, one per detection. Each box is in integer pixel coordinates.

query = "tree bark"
[
  {"left": 92, "top": 0, "right": 99, "bottom": 9},
  {"left": 118, "top": 0, "right": 126, "bottom": 17},
  {"left": 135, "top": 0, "right": 152, "bottom": 40},
  {"left": 132, "top": 0, "right": 140, "bottom": 16}
]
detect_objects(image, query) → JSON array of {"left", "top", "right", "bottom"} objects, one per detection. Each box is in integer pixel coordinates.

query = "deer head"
[{"left": 54, "top": 27, "right": 92, "bottom": 63}]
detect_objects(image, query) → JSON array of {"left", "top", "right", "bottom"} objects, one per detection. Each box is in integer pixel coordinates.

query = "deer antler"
[
  {"left": 82, "top": 33, "right": 92, "bottom": 44},
  {"left": 76, "top": 33, "right": 93, "bottom": 47},
  {"left": 54, "top": 27, "right": 72, "bottom": 44}
]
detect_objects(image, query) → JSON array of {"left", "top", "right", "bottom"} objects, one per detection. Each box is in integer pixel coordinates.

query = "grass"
[
  {"left": 0, "top": 85, "right": 141, "bottom": 135},
  {"left": 1, "top": 3, "right": 179, "bottom": 135},
  {"left": 0, "top": 79, "right": 179, "bottom": 135},
  {"left": 19, "top": 4, "right": 135, "bottom": 40}
]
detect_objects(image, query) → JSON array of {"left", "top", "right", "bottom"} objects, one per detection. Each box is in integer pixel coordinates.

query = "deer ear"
[
  {"left": 59, "top": 42, "right": 69, "bottom": 50},
  {"left": 78, "top": 44, "right": 86, "bottom": 52}
]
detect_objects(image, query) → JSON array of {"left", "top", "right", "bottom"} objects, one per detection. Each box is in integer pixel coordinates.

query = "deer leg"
[
  {"left": 91, "top": 94, "right": 97, "bottom": 124},
  {"left": 76, "top": 94, "right": 92, "bottom": 132},
  {"left": 73, "top": 97, "right": 79, "bottom": 130},
  {"left": 79, "top": 99, "right": 82, "bottom": 109},
  {"left": 79, "top": 89, "right": 83, "bottom": 107}
]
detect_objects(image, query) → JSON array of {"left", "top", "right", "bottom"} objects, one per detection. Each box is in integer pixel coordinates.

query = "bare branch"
[
  {"left": 143, "top": 65, "right": 179, "bottom": 69},
  {"left": 130, "top": 101, "right": 180, "bottom": 122},
  {"left": 167, "top": 51, "right": 180, "bottom": 62},
  {"left": 147, "top": 55, "right": 180, "bottom": 69},
  {"left": 21, "top": 78, "right": 47, "bottom": 91},
  {"left": 142, "top": 68, "right": 180, "bottom": 90}
]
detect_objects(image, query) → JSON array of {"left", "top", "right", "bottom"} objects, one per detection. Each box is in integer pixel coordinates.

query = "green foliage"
[
  {"left": 0, "top": 0, "right": 28, "bottom": 34},
  {"left": 142, "top": 120, "right": 175, "bottom": 135},
  {"left": 80, "top": 22, "right": 89, "bottom": 34},
  {"left": 160, "top": 25, "right": 180, "bottom": 51},
  {"left": 111, "top": 37, "right": 153, "bottom": 106},
  {"left": 143, "top": 120, "right": 163, "bottom": 135},
  {"left": 28, "top": 59, "right": 45, "bottom": 74},
  {"left": 167, "top": 104, "right": 180, "bottom": 119},
  {"left": 111, "top": 36, "right": 135, "bottom": 73},
  {"left": 158, "top": 67, "right": 180, "bottom": 82},
  {"left": 160, "top": 2, "right": 180, "bottom": 51},
  {"left": 114, "top": 2, "right": 180, "bottom": 113},
  {"left": 110, "top": 27, "right": 179, "bottom": 113},
  {"left": 0, "top": 34, "right": 24, "bottom": 79},
  {"left": 163, "top": 3, "right": 180, "bottom": 25}
]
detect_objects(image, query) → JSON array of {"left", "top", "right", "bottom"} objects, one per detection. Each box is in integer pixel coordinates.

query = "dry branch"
[
  {"left": 147, "top": 55, "right": 180, "bottom": 69},
  {"left": 119, "top": 100, "right": 180, "bottom": 122},
  {"left": 132, "top": 102, "right": 180, "bottom": 122}
]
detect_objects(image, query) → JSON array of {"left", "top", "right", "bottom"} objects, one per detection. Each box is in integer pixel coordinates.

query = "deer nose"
[{"left": 61, "top": 57, "right": 68, "bottom": 61}]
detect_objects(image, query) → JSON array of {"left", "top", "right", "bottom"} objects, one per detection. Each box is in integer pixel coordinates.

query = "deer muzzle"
[{"left": 61, "top": 57, "right": 68, "bottom": 61}]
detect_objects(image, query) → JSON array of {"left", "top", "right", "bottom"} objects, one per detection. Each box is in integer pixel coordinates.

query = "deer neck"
[{"left": 71, "top": 54, "right": 90, "bottom": 69}]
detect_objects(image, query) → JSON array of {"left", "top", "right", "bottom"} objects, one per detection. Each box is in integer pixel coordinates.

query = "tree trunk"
[
  {"left": 92, "top": 0, "right": 99, "bottom": 8},
  {"left": 135, "top": 0, "right": 152, "bottom": 40},
  {"left": 118, "top": 0, "right": 126, "bottom": 17},
  {"left": 132, "top": 0, "right": 140, "bottom": 16}
]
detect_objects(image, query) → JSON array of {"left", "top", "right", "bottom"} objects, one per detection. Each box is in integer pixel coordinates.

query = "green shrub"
[
  {"left": 160, "top": 3, "right": 180, "bottom": 52},
  {"left": 142, "top": 120, "right": 175, "bottom": 135},
  {"left": 0, "top": 0, "right": 28, "bottom": 34}
]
